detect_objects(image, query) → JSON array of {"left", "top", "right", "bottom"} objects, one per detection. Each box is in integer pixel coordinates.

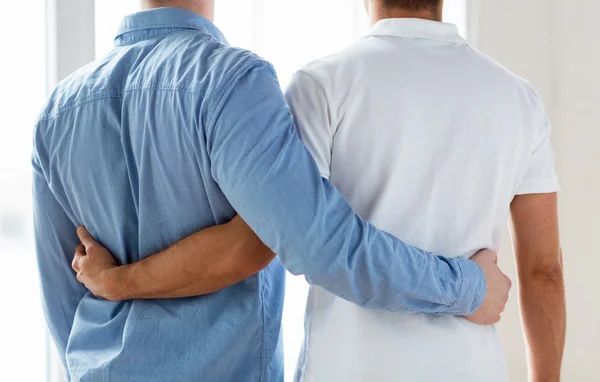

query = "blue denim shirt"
[{"left": 32, "top": 8, "right": 486, "bottom": 381}]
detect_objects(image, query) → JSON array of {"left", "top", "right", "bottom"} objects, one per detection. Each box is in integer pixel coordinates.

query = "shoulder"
[
  {"left": 467, "top": 48, "right": 551, "bottom": 143},
  {"left": 286, "top": 41, "right": 368, "bottom": 108},
  {"left": 465, "top": 46, "right": 544, "bottom": 107},
  {"left": 36, "top": 60, "right": 108, "bottom": 124},
  {"left": 207, "top": 41, "right": 276, "bottom": 79},
  {"left": 187, "top": 37, "right": 278, "bottom": 105},
  {"left": 293, "top": 41, "right": 366, "bottom": 88}
]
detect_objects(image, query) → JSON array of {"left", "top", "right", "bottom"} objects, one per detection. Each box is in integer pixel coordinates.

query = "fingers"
[
  {"left": 77, "top": 226, "right": 97, "bottom": 250},
  {"left": 72, "top": 244, "right": 86, "bottom": 272},
  {"left": 487, "top": 315, "right": 501, "bottom": 325},
  {"left": 466, "top": 311, "right": 502, "bottom": 326}
]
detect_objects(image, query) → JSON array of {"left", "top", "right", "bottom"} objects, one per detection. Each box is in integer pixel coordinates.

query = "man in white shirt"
[{"left": 283, "top": 0, "right": 565, "bottom": 381}]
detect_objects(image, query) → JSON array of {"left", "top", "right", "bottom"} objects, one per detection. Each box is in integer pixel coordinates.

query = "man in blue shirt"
[{"left": 33, "top": 1, "right": 510, "bottom": 380}]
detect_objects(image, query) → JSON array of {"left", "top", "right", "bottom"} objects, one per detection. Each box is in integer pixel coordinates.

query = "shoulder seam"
[{"left": 205, "top": 57, "right": 273, "bottom": 129}]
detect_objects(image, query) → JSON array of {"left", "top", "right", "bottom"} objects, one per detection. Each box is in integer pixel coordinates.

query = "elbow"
[
  {"left": 249, "top": 250, "right": 277, "bottom": 275},
  {"left": 523, "top": 262, "right": 564, "bottom": 287},
  {"left": 234, "top": 243, "right": 277, "bottom": 278}
]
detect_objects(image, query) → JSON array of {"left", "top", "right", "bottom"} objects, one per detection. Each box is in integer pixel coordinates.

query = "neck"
[
  {"left": 369, "top": 5, "right": 442, "bottom": 25},
  {"left": 140, "top": 0, "right": 215, "bottom": 21}
]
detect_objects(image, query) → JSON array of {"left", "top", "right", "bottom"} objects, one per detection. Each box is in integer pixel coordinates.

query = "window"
[
  {"left": 216, "top": 0, "right": 467, "bottom": 89},
  {"left": 0, "top": 1, "right": 47, "bottom": 381}
]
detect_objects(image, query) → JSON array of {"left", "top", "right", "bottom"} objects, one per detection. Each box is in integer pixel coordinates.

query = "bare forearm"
[
  {"left": 519, "top": 263, "right": 566, "bottom": 382},
  {"left": 106, "top": 217, "right": 275, "bottom": 300},
  {"left": 510, "top": 193, "right": 564, "bottom": 381}
]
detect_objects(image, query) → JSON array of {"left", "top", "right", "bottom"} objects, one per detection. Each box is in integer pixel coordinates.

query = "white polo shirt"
[{"left": 285, "top": 18, "right": 560, "bottom": 382}]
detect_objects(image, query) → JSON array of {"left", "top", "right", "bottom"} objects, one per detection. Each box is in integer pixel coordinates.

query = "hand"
[
  {"left": 465, "top": 249, "right": 512, "bottom": 325},
  {"left": 72, "top": 226, "right": 122, "bottom": 301}
]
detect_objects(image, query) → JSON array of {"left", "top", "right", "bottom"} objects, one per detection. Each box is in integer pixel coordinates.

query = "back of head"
[
  {"left": 141, "top": 0, "right": 214, "bottom": 19},
  {"left": 382, "top": 0, "right": 442, "bottom": 11},
  {"left": 369, "top": 0, "right": 444, "bottom": 21}
]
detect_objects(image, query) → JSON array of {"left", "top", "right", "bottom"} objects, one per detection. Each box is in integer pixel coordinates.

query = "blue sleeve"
[
  {"left": 32, "top": 143, "right": 87, "bottom": 373},
  {"left": 206, "top": 60, "right": 486, "bottom": 315}
]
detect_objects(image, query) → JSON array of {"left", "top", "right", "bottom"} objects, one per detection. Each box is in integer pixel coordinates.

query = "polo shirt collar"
[{"left": 367, "top": 18, "right": 466, "bottom": 45}]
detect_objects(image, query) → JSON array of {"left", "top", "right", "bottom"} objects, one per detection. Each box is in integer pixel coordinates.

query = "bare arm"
[
  {"left": 72, "top": 215, "right": 275, "bottom": 301},
  {"left": 510, "top": 193, "right": 566, "bottom": 382}
]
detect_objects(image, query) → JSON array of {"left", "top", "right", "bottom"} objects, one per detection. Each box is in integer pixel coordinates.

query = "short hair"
[{"left": 382, "top": 0, "right": 442, "bottom": 11}]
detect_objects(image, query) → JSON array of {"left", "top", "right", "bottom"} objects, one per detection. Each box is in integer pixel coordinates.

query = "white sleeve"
[
  {"left": 516, "top": 100, "right": 561, "bottom": 195},
  {"left": 284, "top": 70, "right": 333, "bottom": 179}
]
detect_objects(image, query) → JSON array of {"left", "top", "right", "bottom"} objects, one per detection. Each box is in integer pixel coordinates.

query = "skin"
[
  {"left": 141, "top": 0, "right": 215, "bottom": 20},
  {"left": 465, "top": 251, "right": 511, "bottom": 325},
  {"left": 73, "top": 216, "right": 274, "bottom": 301},
  {"left": 74, "top": 226, "right": 508, "bottom": 322},
  {"left": 73, "top": 0, "right": 511, "bottom": 325},
  {"left": 364, "top": 0, "right": 444, "bottom": 23},
  {"left": 510, "top": 193, "right": 565, "bottom": 382}
]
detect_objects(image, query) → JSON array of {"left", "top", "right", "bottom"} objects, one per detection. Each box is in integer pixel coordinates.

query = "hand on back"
[
  {"left": 466, "top": 249, "right": 512, "bottom": 325},
  {"left": 71, "top": 227, "right": 121, "bottom": 301}
]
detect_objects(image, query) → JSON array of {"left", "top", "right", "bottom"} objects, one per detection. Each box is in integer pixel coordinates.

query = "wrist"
[
  {"left": 104, "top": 266, "right": 133, "bottom": 301},
  {"left": 445, "top": 257, "right": 487, "bottom": 315}
]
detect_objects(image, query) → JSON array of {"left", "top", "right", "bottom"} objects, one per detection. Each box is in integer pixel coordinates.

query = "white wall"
[{"left": 471, "top": 0, "right": 600, "bottom": 380}]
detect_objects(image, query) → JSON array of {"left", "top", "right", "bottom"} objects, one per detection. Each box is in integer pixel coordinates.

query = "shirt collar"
[
  {"left": 115, "top": 7, "right": 227, "bottom": 47},
  {"left": 366, "top": 18, "right": 466, "bottom": 45}
]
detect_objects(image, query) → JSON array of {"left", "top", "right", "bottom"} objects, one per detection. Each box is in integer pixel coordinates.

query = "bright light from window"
[
  {"left": 0, "top": 2, "right": 47, "bottom": 382},
  {"left": 217, "top": 0, "right": 467, "bottom": 88},
  {"left": 95, "top": 0, "right": 140, "bottom": 59},
  {"left": 444, "top": 0, "right": 468, "bottom": 37},
  {"left": 216, "top": 0, "right": 368, "bottom": 88}
]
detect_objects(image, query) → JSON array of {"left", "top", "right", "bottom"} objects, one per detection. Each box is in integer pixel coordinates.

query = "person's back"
[
  {"left": 33, "top": 9, "right": 285, "bottom": 381},
  {"left": 286, "top": 18, "right": 559, "bottom": 382}
]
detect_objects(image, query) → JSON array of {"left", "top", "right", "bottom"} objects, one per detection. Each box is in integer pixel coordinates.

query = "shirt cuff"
[{"left": 444, "top": 257, "right": 487, "bottom": 316}]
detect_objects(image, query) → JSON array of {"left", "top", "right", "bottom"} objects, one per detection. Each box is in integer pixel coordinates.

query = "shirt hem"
[{"left": 515, "top": 178, "right": 561, "bottom": 195}]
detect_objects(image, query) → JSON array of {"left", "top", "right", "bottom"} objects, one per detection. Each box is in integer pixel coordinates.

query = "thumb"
[{"left": 77, "top": 226, "right": 97, "bottom": 250}]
